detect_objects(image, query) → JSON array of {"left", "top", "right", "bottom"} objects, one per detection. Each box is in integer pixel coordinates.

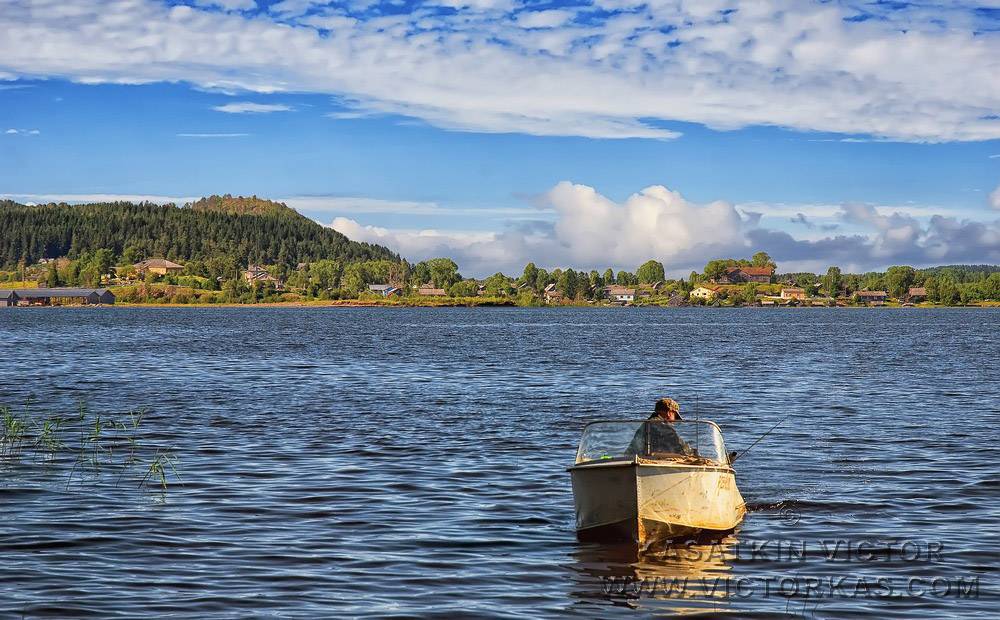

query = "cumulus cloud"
[
  {"left": 990, "top": 184, "right": 1000, "bottom": 211},
  {"left": 331, "top": 182, "right": 1000, "bottom": 276},
  {"left": 0, "top": 0, "right": 997, "bottom": 140},
  {"left": 331, "top": 182, "right": 755, "bottom": 274},
  {"left": 212, "top": 102, "right": 292, "bottom": 114}
]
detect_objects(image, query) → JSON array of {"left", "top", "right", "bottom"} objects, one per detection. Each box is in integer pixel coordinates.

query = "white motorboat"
[{"left": 569, "top": 419, "right": 745, "bottom": 547}]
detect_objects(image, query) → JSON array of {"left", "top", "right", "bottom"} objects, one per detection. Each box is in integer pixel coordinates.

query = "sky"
[{"left": 1, "top": 0, "right": 999, "bottom": 276}]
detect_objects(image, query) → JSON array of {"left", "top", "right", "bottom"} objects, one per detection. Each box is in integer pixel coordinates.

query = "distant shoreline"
[{"left": 8, "top": 301, "right": 999, "bottom": 309}]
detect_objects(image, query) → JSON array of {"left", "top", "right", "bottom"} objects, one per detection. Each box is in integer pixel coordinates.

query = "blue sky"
[{"left": 1, "top": 0, "right": 999, "bottom": 275}]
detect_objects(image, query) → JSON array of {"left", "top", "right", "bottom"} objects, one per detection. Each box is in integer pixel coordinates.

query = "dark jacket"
[{"left": 625, "top": 414, "right": 695, "bottom": 458}]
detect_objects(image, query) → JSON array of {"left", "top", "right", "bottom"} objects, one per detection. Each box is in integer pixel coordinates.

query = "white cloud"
[
  {"left": 990, "top": 184, "right": 1000, "bottom": 211},
  {"left": 4, "top": 186, "right": 996, "bottom": 275},
  {"left": 176, "top": 132, "right": 250, "bottom": 137},
  {"left": 283, "top": 195, "right": 542, "bottom": 218},
  {"left": 4, "top": 128, "right": 40, "bottom": 135},
  {"left": 1, "top": 192, "right": 196, "bottom": 204},
  {"left": 268, "top": 0, "right": 327, "bottom": 17},
  {"left": 193, "top": 0, "right": 256, "bottom": 11},
  {"left": 331, "top": 182, "right": 1000, "bottom": 276},
  {"left": 515, "top": 9, "right": 575, "bottom": 29},
  {"left": 212, "top": 102, "right": 293, "bottom": 114},
  {"left": 0, "top": 0, "right": 997, "bottom": 140}
]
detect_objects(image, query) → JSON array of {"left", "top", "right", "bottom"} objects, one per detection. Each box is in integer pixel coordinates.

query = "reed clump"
[{"left": 0, "top": 401, "right": 179, "bottom": 493}]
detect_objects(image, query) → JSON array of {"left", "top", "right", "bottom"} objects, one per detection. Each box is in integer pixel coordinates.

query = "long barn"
[{"left": 0, "top": 288, "right": 116, "bottom": 306}]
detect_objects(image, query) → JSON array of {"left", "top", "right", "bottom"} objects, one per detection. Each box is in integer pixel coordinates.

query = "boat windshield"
[{"left": 575, "top": 420, "right": 729, "bottom": 466}]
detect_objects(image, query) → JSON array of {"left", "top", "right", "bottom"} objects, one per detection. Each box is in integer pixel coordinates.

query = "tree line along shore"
[
  {"left": 1, "top": 196, "right": 998, "bottom": 308},
  {"left": 3, "top": 251, "right": 999, "bottom": 308}
]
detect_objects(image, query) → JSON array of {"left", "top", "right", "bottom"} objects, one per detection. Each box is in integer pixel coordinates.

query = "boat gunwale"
[{"left": 568, "top": 458, "right": 734, "bottom": 474}]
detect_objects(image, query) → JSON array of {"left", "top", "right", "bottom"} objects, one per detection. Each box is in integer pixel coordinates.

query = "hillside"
[
  {"left": 188, "top": 194, "right": 300, "bottom": 218},
  {"left": 0, "top": 195, "right": 397, "bottom": 267}
]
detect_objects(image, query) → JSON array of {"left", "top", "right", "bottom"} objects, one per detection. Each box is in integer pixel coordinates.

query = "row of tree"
[
  {"left": 3, "top": 228, "right": 999, "bottom": 305},
  {"left": 0, "top": 197, "right": 397, "bottom": 269},
  {"left": 791, "top": 265, "right": 1000, "bottom": 303}
]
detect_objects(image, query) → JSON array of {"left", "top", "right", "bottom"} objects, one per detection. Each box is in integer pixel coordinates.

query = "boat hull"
[{"left": 570, "top": 460, "right": 745, "bottom": 547}]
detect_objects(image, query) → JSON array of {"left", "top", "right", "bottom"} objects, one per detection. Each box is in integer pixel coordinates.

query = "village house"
[
  {"left": 689, "top": 285, "right": 721, "bottom": 300},
  {"left": 244, "top": 264, "right": 285, "bottom": 290},
  {"left": 717, "top": 266, "right": 774, "bottom": 284},
  {"left": 780, "top": 287, "right": 807, "bottom": 300},
  {"left": 544, "top": 289, "right": 564, "bottom": 304},
  {"left": 637, "top": 281, "right": 664, "bottom": 298},
  {"left": 367, "top": 284, "right": 399, "bottom": 298},
  {"left": 604, "top": 285, "right": 636, "bottom": 303},
  {"left": 133, "top": 258, "right": 184, "bottom": 276},
  {"left": 417, "top": 285, "right": 447, "bottom": 296},
  {"left": 908, "top": 287, "right": 927, "bottom": 302},
  {"left": 856, "top": 290, "right": 888, "bottom": 306}
]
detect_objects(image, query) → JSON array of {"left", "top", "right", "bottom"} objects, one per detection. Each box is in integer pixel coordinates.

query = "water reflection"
[{"left": 570, "top": 533, "right": 739, "bottom": 615}]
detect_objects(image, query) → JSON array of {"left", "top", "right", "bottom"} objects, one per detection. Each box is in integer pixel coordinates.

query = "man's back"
[{"left": 626, "top": 420, "right": 695, "bottom": 458}]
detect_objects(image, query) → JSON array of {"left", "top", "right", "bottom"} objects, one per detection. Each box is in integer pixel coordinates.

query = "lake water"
[{"left": 0, "top": 307, "right": 997, "bottom": 618}]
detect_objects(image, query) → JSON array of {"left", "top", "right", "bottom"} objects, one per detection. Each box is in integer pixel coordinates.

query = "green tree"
[
  {"left": 557, "top": 269, "right": 579, "bottom": 299},
  {"left": 534, "top": 269, "right": 550, "bottom": 292},
  {"left": 482, "top": 272, "right": 512, "bottom": 296},
  {"left": 822, "top": 266, "right": 842, "bottom": 297},
  {"left": 862, "top": 272, "right": 884, "bottom": 291},
  {"left": 448, "top": 280, "right": 479, "bottom": 297},
  {"left": 589, "top": 270, "right": 603, "bottom": 290},
  {"left": 924, "top": 276, "right": 939, "bottom": 302},
  {"left": 603, "top": 268, "right": 615, "bottom": 285},
  {"left": 419, "top": 258, "right": 460, "bottom": 289},
  {"left": 46, "top": 262, "right": 60, "bottom": 287},
  {"left": 521, "top": 262, "right": 539, "bottom": 289},
  {"left": 733, "top": 283, "right": 757, "bottom": 306},
  {"left": 885, "top": 265, "right": 916, "bottom": 298},
  {"left": 703, "top": 259, "right": 730, "bottom": 282},
  {"left": 750, "top": 251, "right": 776, "bottom": 269},
  {"left": 936, "top": 276, "right": 960, "bottom": 305},
  {"left": 636, "top": 259, "right": 666, "bottom": 284},
  {"left": 616, "top": 270, "right": 636, "bottom": 286},
  {"left": 984, "top": 273, "right": 1000, "bottom": 300}
]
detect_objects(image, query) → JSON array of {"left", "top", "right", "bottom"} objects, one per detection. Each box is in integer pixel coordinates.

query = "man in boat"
[{"left": 626, "top": 398, "right": 696, "bottom": 458}]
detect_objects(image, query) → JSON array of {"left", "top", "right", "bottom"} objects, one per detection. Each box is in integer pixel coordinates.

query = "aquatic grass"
[
  {"left": 1, "top": 406, "right": 29, "bottom": 460},
  {"left": 1, "top": 401, "right": 178, "bottom": 494},
  {"left": 140, "top": 450, "right": 180, "bottom": 491}
]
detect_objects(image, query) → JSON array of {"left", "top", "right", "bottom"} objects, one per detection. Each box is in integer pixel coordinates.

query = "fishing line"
[{"left": 730, "top": 413, "right": 792, "bottom": 464}]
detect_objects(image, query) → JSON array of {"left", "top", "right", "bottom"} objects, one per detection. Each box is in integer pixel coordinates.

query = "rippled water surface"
[{"left": 1, "top": 307, "right": 997, "bottom": 618}]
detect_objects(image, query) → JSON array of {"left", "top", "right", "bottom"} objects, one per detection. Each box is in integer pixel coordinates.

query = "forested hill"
[{"left": 0, "top": 195, "right": 398, "bottom": 267}]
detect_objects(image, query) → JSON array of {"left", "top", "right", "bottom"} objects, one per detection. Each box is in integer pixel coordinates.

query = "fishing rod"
[{"left": 729, "top": 413, "right": 793, "bottom": 464}]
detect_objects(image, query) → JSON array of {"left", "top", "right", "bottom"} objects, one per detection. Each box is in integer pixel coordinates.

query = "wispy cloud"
[
  {"left": 282, "top": 195, "right": 545, "bottom": 218},
  {"left": 0, "top": 0, "right": 996, "bottom": 140},
  {"left": 176, "top": 132, "right": 250, "bottom": 138},
  {"left": 4, "top": 128, "right": 40, "bottom": 135},
  {"left": 212, "top": 102, "right": 292, "bottom": 114},
  {"left": 193, "top": 0, "right": 255, "bottom": 11},
  {"left": 1, "top": 193, "right": 196, "bottom": 204}
]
